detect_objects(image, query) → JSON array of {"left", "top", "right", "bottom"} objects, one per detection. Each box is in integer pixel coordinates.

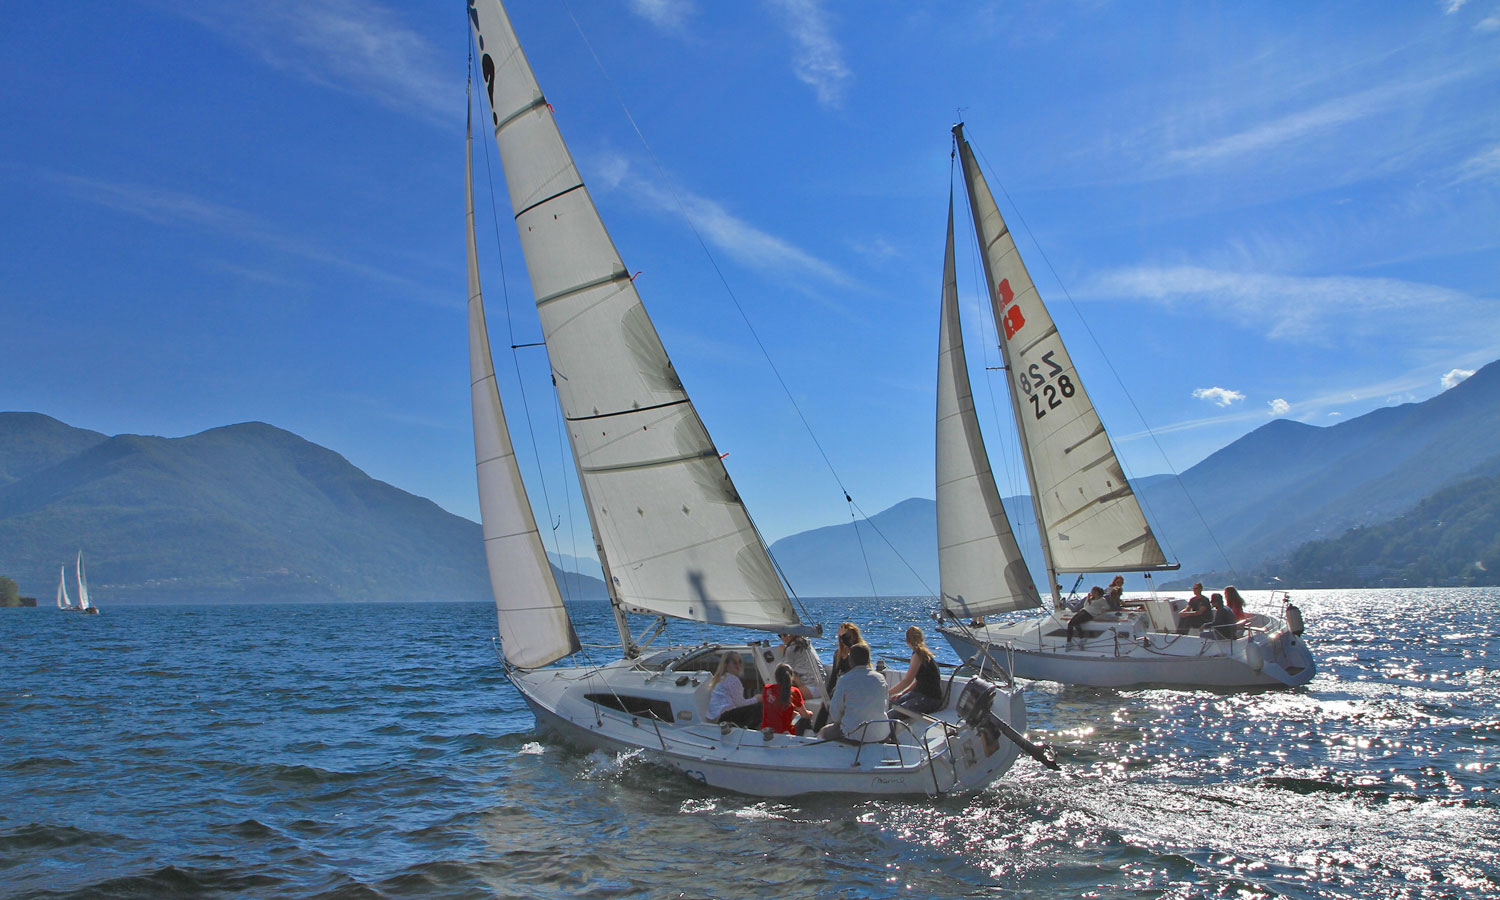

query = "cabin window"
[{"left": 584, "top": 693, "right": 674, "bottom": 722}]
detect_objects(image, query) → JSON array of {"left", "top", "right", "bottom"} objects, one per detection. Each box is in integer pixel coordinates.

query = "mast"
[
  {"left": 469, "top": 0, "right": 808, "bottom": 639},
  {"left": 953, "top": 125, "right": 1169, "bottom": 608}
]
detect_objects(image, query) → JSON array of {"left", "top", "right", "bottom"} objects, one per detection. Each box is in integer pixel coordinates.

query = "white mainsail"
[
  {"left": 936, "top": 197, "right": 1041, "bottom": 618},
  {"left": 469, "top": 0, "right": 800, "bottom": 631},
  {"left": 954, "top": 125, "right": 1168, "bottom": 580},
  {"left": 76, "top": 552, "right": 91, "bottom": 610},
  {"left": 468, "top": 105, "right": 580, "bottom": 669},
  {"left": 57, "top": 566, "right": 72, "bottom": 609}
]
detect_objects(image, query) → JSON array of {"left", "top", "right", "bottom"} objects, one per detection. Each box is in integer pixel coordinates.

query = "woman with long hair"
[
  {"left": 707, "top": 651, "right": 762, "bottom": 728},
  {"left": 887, "top": 625, "right": 944, "bottom": 714},
  {"left": 1223, "top": 585, "right": 1247, "bottom": 621},
  {"left": 761, "top": 663, "right": 811, "bottom": 734},
  {"left": 812, "top": 623, "right": 863, "bottom": 732}
]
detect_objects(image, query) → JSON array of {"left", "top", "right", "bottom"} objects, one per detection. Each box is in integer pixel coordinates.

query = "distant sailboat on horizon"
[
  {"left": 76, "top": 551, "right": 99, "bottom": 614},
  {"left": 56, "top": 565, "right": 75, "bottom": 610},
  {"left": 59, "top": 552, "right": 99, "bottom": 615}
]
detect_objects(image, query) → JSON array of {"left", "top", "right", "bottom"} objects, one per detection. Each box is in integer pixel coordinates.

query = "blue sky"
[{"left": 3, "top": 1, "right": 1498, "bottom": 555}]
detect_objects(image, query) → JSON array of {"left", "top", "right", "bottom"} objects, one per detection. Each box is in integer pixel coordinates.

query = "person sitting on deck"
[
  {"left": 707, "top": 652, "right": 762, "bottom": 728},
  {"left": 888, "top": 626, "right": 945, "bottom": 714},
  {"left": 761, "top": 663, "right": 811, "bottom": 735},
  {"left": 818, "top": 643, "right": 890, "bottom": 743},
  {"left": 1177, "top": 583, "right": 1213, "bottom": 633},
  {"left": 1208, "top": 594, "right": 1237, "bottom": 641},
  {"left": 1223, "top": 585, "right": 1248, "bottom": 621},
  {"left": 1105, "top": 575, "right": 1126, "bottom": 611},
  {"left": 1066, "top": 586, "right": 1110, "bottom": 645}
]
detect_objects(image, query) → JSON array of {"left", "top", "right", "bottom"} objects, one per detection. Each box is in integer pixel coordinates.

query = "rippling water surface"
[{"left": 3, "top": 589, "right": 1497, "bottom": 898}]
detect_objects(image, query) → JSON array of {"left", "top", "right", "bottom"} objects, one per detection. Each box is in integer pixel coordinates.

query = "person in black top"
[
  {"left": 812, "top": 622, "right": 862, "bottom": 732},
  {"left": 1177, "top": 582, "right": 1213, "bottom": 633},
  {"left": 1208, "top": 594, "right": 1237, "bottom": 640},
  {"left": 888, "top": 626, "right": 944, "bottom": 714}
]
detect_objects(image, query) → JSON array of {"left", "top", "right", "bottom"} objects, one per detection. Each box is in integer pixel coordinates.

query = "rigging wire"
[
  {"left": 556, "top": 0, "right": 897, "bottom": 609},
  {"left": 966, "top": 128, "right": 1240, "bottom": 583}
]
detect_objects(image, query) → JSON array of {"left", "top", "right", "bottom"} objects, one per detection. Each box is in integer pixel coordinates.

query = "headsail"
[
  {"left": 936, "top": 196, "right": 1041, "bottom": 618},
  {"left": 469, "top": 0, "right": 801, "bottom": 631},
  {"left": 57, "top": 566, "right": 72, "bottom": 609},
  {"left": 468, "top": 100, "right": 580, "bottom": 669},
  {"left": 954, "top": 125, "right": 1168, "bottom": 576}
]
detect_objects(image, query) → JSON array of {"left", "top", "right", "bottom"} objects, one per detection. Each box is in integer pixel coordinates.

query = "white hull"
[
  {"left": 507, "top": 644, "right": 1028, "bottom": 797},
  {"left": 941, "top": 611, "right": 1314, "bottom": 690}
]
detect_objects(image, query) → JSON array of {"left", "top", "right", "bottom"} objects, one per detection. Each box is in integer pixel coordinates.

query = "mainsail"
[
  {"left": 469, "top": 0, "right": 800, "bottom": 631},
  {"left": 936, "top": 196, "right": 1041, "bottom": 618},
  {"left": 468, "top": 103, "right": 580, "bottom": 669},
  {"left": 954, "top": 125, "right": 1169, "bottom": 577},
  {"left": 76, "top": 552, "right": 91, "bottom": 610}
]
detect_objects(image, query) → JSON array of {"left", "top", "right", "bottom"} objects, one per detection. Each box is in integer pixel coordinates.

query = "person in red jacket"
[{"left": 761, "top": 663, "right": 811, "bottom": 734}]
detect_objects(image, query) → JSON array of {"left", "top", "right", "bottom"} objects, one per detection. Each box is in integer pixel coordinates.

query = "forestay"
[
  {"left": 469, "top": 0, "right": 800, "bottom": 630},
  {"left": 936, "top": 197, "right": 1041, "bottom": 618},
  {"left": 467, "top": 112, "right": 580, "bottom": 669},
  {"left": 954, "top": 126, "right": 1168, "bottom": 574}
]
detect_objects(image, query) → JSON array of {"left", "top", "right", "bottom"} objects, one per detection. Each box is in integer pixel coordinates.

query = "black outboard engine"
[{"left": 957, "top": 676, "right": 1002, "bottom": 741}]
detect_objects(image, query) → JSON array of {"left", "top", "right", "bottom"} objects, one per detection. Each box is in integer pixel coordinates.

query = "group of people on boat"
[
  {"left": 703, "top": 623, "right": 949, "bottom": 743},
  {"left": 1173, "top": 583, "right": 1250, "bottom": 639}
]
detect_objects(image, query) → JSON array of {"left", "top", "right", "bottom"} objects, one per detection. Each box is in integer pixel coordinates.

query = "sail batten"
[
  {"left": 470, "top": 0, "right": 800, "bottom": 631},
  {"left": 955, "top": 125, "right": 1169, "bottom": 580},
  {"left": 936, "top": 195, "right": 1042, "bottom": 619}
]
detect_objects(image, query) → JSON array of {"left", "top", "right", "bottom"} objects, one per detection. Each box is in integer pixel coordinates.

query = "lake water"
[{"left": 2, "top": 589, "right": 1496, "bottom": 898}]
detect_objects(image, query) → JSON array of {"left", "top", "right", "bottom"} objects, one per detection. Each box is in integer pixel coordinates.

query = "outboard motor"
[
  {"left": 1285, "top": 601, "right": 1305, "bottom": 636},
  {"left": 957, "top": 676, "right": 1060, "bottom": 770}
]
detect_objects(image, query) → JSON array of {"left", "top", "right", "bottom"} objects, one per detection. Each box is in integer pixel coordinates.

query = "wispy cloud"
[
  {"left": 42, "top": 170, "right": 435, "bottom": 297},
  {"left": 628, "top": 0, "right": 696, "bottom": 32},
  {"left": 1442, "top": 367, "right": 1475, "bottom": 388},
  {"left": 592, "top": 153, "right": 852, "bottom": 288},
  {"left": 1478, "top": 11, "right": 1500, "bottom": 32},
  {"left": 1452, "top": 144, "right": 1500, "bottom": 183},
  {"left": 1084, "top": 265, "right": 1488, "bottom": 345},
  {"left": 1444, "top": 0, "right": 1472, "bottom": 13},
  {"left": 765, "top": 0, "right": 850, "bottom": 108},
  {"left": 1164, "top": 67, "right": 1473, "bottom": 167},
  {"left": 157, "top": 0, "right": 450, "bottom": 122},
  {"left": 1268, "top": 398, "right": 1291, "bottom": 415},
  {"left": 1192, "top": 387, "right": 1245, "bottom": 407}
]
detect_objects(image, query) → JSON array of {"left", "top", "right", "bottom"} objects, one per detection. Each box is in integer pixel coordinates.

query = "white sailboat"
[
  {"left": 56, "top": 565, "right": 76, "bottom": 610},
  {"left": 76, "top": 551, "right": 99, "bottom": 615},
  {"left": 936, "top": 124, "right": 1313, "bottom": 689},
  {"left": 464, "top": 0, "right": 1041, "bottom": 795}
]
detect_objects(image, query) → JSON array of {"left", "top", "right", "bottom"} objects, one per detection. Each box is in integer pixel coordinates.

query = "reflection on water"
[{"left": 0, "top": 589, "right": 1495, "bottom": 898}]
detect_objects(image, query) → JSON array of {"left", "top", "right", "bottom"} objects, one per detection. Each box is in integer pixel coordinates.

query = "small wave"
[
  {"left": 0, "top": 823, "right": 98, "bottom": 853},
  {"left": 19, "top": 864, "right": 284, "bottom": 899},
  {"left": 518, "top": 741, "right": 546, "bottom": 756}
]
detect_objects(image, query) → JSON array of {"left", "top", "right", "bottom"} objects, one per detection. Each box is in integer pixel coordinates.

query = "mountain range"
[
  {"left": 0, "top": 414, "right": 605, "bottom": 604},
  {"left": 3, "top": 358, "right": 1496, "bottom": 603},
  {"left": 769, "top": 359, "right": 1500, "bottom": 595}
]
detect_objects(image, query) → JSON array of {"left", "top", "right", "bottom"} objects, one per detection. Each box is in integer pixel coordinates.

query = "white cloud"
[
  {"left": 1268, "top": 398, "right": 1291, "bottom": 415},
  {"left": 1084, "top": 265, "right": 1486, "bottom": 345},
  {"left": 1453, "top": 145, "right": 1500, "bottom": 183},
  {"left": 160, "top": 0, "right": 449, "bottom": 121},
  {"left": 1164, "top": 68, "right": 1473, "bottom": 168},
  {"left": 1479, "top": 12, "right": 1500, "bottom": 32},
  {"left": 1192, "top": 387, "right": 1246, "bottom": 407},
  {"left": 765, "top": 0, "right": 851, "bottom": 107},
  {"left": 594, "top": 153, "right": 851, "bottom": 287},
  {"left": 1329, "top": 411, "right": 1342, "bottom": 417},
  {"left": 1442, "top": 367, "right": 1476, "bottom": 388},
  {"left": 628, "top": 0, "right": 695, "bottom": 32},
  {"left": 1444, "top": 0, "right": 1472, "bottom": 13}
]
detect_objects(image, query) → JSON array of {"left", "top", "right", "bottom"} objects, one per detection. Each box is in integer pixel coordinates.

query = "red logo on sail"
[{"left": 996, "top": 278, "right": 1025, "bottom": 339}]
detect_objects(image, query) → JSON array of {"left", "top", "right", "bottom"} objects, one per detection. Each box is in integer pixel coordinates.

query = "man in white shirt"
[{"left": 817, "top": 642, "right": 890, "bottom": 743}]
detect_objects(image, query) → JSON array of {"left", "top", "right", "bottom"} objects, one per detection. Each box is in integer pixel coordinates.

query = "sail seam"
[
  {"left": 494, "top": 95, "right": 549, "bottom": 134},
  {"left": 535, "top": 268, "right": 631, "bottom": 307},
  {"left": 513, "top": 182, "right": 585, "bottom": 219},
  {"left": 1063, "top": 424, "right": 1107, "bottom": 455},
  {"left": 1016, "top": 325, "right": 1059, "bottom": 358},
  {"left": 484, "top": 528, "right": 544, "bottom": 542},
  {"left": 565, "top": 398, "right": 690, "bottom": 422},
  {"left": 579, "top": 448, "right": 712, "bottom": 474}
]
